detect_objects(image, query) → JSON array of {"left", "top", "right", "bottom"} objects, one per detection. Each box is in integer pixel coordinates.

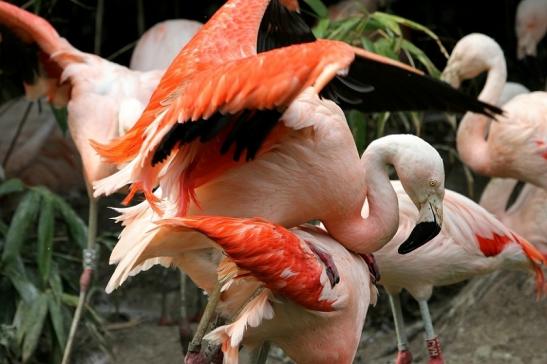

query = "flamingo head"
[
  {"left": 441, "top": 33, "right": 505, "bottom": 89},
  {"left": 389, "top": 135, "right": 445, "bottom": 254}
]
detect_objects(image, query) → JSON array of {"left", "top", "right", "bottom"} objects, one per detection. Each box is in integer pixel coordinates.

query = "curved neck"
[
  {"left": 325, "top": 146, "right": 400, "bottom": 255},
  {"left": 456, "top": 58, "right": 506, "bottom": 175}
]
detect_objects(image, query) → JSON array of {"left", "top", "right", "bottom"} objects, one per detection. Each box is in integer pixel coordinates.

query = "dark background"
[{"left": 5, "top": 0, "right": 547, "bottom": 90}]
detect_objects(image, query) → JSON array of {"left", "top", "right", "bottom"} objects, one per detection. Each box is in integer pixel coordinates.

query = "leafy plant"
[{"left": 0, "top": 179, "right": 105, "bottom": 363}]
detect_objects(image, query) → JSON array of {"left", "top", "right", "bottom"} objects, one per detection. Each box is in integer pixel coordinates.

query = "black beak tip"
[{"left": 398, "top": 221, "right": 441, "bottom": 255}]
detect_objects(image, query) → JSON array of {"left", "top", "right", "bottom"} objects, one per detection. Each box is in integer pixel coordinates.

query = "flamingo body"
[
  {"left": 376, "top": 182, "right": 545, "bottom": 300},
  {"left": 130, "top": 19, "right": 202, "bottom": 72},
  {"left": 480, "top": 178, "right": 547, "bottom": 254},
  {"left": 145, "top": 217, "right": 376, "bottom": 364}
]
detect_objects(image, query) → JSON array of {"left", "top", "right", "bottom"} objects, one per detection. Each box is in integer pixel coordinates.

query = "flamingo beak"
[{"left": 398, "top": 196, "right": 443, "bottom": 254}]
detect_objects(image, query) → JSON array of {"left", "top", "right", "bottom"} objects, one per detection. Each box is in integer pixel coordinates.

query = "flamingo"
[
  {"left": 152, "top": 216, "right": 377, "bottom": 364},
  {"left": 129, "top": 19, "right": 203, "bottom": 72},
  {"left": 442, "top": 33, "right": 547, "bottom": 190},
  {"left": 93, "top": 0, "right": 500, "bottom": 254},
  {"left": 0, "top": 3, "right": 193, "bottom": 362},
  {"left": 479, "top": 83, "right": 547, "bottom": 255},
  {"left": 105, "top": 131, "right": 445, "bottom": 361},
  {"left": 371, "top": 181, "right": 546, "bottom": 364},
  {"left": 515, "top": 0, "right": 547, "bottom": 60}
]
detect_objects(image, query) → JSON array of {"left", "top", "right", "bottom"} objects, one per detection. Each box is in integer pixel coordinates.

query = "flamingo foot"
[
  {"left": 395, "top": 349, "right": 413, "bottom": 364},
  {"left": 426, "top": 337, "right": 444, "bottom": 364},
  {"left": 184, "top": 343, "right": 223, "bottom": 364}
]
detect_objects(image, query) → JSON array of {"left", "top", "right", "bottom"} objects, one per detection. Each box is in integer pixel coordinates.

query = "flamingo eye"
[{"left": 429, "top": 180, "right": 438, "bottom": 187}]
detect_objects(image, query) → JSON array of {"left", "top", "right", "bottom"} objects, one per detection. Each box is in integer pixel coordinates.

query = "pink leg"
[
  {"left": 417, "top": 299, "right": 444, "bottom": 364},
  {"left": 395, "top": 349, "right": 413, "bottom": 364},
  {"left": 426, "top": 337, "right": 444, "bottom": 364}
]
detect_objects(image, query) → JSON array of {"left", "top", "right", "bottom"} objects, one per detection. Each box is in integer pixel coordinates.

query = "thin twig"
[
  {"left": 137, "top": 0, "right": 145, "bottom": 36},
  {"left": 94, "top": 0, "right": 104, "bottom": 55},
  {"left": 106, "top": 40, "right": 137, "bottom": 61},
  {"left": 2, "top": 101, "right": 33, "bottom": 168}
]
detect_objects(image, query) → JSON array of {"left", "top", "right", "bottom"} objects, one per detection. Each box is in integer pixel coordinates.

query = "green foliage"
[{"left": 0, "top": 179, "right": 104, "bottom": 363}]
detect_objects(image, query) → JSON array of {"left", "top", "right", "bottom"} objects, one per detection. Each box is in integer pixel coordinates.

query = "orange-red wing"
[
  {"left": 94, "top": 39, "right": 355, "bottom": 162},
  {"left": 159, "top": 216, "right": 336, "bottom": 311}
]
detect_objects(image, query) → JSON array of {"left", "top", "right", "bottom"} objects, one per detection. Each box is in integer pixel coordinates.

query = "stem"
[
  {"left": 61, "top": 197, "right": 98, "bottom": 364},
  {"left": 187, "top": 281, "right": 222, "bottom": 353},
  {"left": 2, "top": 101, "right": 33, "bottom": 168},
  {"left": 137, "top": 0, "right": 145, "bottom": 36},
  {"left": 94, "top": 0, "right": 104, "bottom": 55}
]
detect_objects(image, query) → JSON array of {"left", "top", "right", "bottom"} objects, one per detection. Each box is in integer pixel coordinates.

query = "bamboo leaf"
[
  {"left": 37, "top": 195, "right": 54, "bottom": 283},
  {"left": 303, "top": 0, "right": 328, "bottom": 18},
  {"left": 4, "top": 258, "right": 38, "bottom": 302},
  {"left": 51, "top": 195, "right": 87, "bottom": 249},
  {"left": 49, "top": 105, "right": 68, "bottom": 135},
  {"left": 2, "top": 191, "right": 41, "bottom": 263},
  {"left": 371, "top": 12, "right": 449, "bottom": 58},
  {"left": 47, "top": 292, "right": 66, "bottom": 349},
  {"left": 0, "top": 179, "right": 24, "bottom": 197},
  {"left": 21, "top": 293, "right": 48, "bottom": 362},
  {"left": 400, "top": 39, "right": 440, "bottom": 77}
]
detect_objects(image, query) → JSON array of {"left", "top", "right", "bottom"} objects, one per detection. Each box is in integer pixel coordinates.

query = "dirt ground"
[{"left": 75, "top": 268, "right": 547, "bottom": 364}]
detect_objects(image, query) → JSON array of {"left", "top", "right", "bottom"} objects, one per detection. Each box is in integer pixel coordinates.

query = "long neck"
[
  {"left": 325, "top": 148, "right": 400, "bottom": 255},
  {"left": 456, "top": 57, "right": 506, "bottom": 175}
]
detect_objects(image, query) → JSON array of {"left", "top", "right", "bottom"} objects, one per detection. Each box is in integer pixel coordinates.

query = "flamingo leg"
[
  {"left": 62, "top": 196, "right": 99, "bottom": 364},
  {"left": 388, "top": 293, "right": 413, "bottom": 364},
  {"left": 185, "top": 280, "right": 222, "bottom": 361},
  {"left": 417, "top": 299, "right": 444, "bottom": 364}
]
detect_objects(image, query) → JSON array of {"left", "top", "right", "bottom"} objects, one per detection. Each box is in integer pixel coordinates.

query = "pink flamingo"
[
  {"left": 130, "top": 19, "right": 202, "bottom": 72},
  {"left": 515, "top": 0, "right": 547, "bottom": 59},
  {"left": 93, "top": 0, "right": 499, "bottom": 255},
  {"left": 442, "top": 33, "right": 547, "bottom": 190},
  {"left": 105, "top": 131, "right": 445, "bottom": 361},
  {"left": 153, "top": 216, "right": 377, "bottom": 364},
  {"left": 480, "top": 178, "right": 547, "bottom": 254},
  {"left": 373, "top": 181, "right": 546, "bottom": 364},
  {"left": 479, "top": 83, "right": 547, "bottom": 255}
]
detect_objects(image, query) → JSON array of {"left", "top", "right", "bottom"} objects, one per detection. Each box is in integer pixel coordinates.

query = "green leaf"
[
  {"left": 303, "top": 0, "right": 328, "bottom": 18},
  {"left": 368, "top": 12, "right": 402, "bottom": 37},
  {"left": 49, "top": 105, "right": 68, "bottom": 135},
  {"left": 37, "top": 195, "right": 55, "bottom": 283},
  {"left": 48, "top": 264, "right": 63, "bottom": 299},
  {"left": 4, "top": 258, "right": 38, "bottom": 302},
  {"left": 51, "top": 195, "right": 87, "bottom": 249},
  {"left": 47, "top": 292, "right": 66, "bottom": 349},
  {"left": 0, "top": 179, "right": 24, "bottom": 198},
  {"left": 2, "top": 190, "right": 41, "bottom": 263},
  {"left": 313, "top": 18, "right": 330, "bottom": 38},
  {"left": 21, "top": 293, "right": 48, "bottom": 362},
  {"left": 400, "top": 39, "right": 440, "bottom": 77},
  {"left": 371, "top": 12, "right": 449, "bottom": 58},
  {"left": 347, "top": 110, "right": 367, "bottom": 154}
]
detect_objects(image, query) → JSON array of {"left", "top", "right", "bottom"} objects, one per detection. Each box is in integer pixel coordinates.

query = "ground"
[{"left": 75, "top": 268, "right": 547, "bottom": 364}]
